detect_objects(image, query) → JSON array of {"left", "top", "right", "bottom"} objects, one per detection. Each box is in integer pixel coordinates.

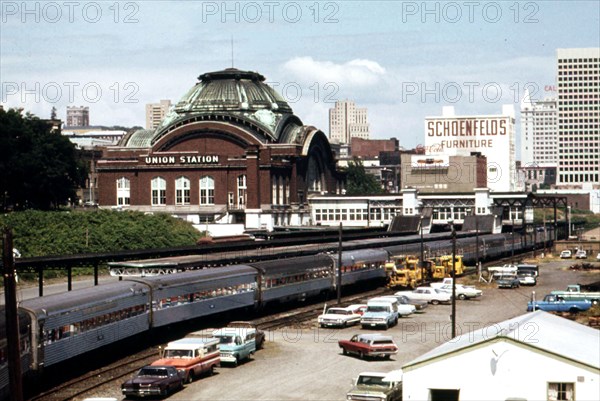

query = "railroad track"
[{"left": 29, "top": 348, "right": 158, "bottom": 401}]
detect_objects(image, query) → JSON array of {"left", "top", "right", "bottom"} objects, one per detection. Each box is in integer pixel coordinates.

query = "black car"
[{"left": 122, "top": 365, "right": 184, "bottom": 398}]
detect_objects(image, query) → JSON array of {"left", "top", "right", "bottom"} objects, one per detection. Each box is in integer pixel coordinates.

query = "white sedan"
[
  {"left": 437, "top": 284, "right": 483, "bottom": 300},
  {"left": 317, "top": 307, "right": 361, "bottom": 328},
  {"left": 395, "top": 287, "right": 452, "bottom": 305}
]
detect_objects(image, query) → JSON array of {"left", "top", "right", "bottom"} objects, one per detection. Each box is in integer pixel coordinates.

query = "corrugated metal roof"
[{"left": 403, "top": 310, "right": 600, "bottom": 370}]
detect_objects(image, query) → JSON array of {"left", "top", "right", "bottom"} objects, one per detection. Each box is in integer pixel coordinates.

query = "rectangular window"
[{"left": 548, "top": 382, "right": 574, "bottom": 400}]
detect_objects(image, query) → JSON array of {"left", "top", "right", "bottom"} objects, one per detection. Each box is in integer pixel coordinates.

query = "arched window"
[
  {"left": 237, "top": 174, "right": 247, "bottom": 208},
  {"left": 200, "top": 176, "right": 214, "bottom": 205},
  {"left": 116, "top": 177, "right": 130, "bottom": 206},
  {"left": 175, "top": 176, "right": 191, "bottom": 205},
  {"left": 151, "top": 177, "right": 166, "bottom": 205},
  {"left": 307, "top": 157, "right": 323, "bottom": 192}
]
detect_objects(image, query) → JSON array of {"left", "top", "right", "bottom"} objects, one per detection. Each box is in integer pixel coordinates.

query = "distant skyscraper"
[
  {"left": 520, "top": 90, "right": 557, "bottom": 167},
  {"left": 66, "top": 106, "right": 89, "bottom": 127},
  {"left": 329, "top": 100, "right": 370, "bottom": 144},
  {"left": 145, "top": 99, "right": 172, "bottom": 130},
  {"left": 556, "top": 48, "right": 600, "bottom": 188}
]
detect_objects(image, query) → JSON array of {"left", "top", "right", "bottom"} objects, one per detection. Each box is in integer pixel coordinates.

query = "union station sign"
[{"left": 144, "top": 155, "right": 220, "bottom": 165}]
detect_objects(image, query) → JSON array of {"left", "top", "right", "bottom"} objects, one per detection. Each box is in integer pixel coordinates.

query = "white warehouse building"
[{"left": 401, "top": 311, "right": 600, "bottom": 401}]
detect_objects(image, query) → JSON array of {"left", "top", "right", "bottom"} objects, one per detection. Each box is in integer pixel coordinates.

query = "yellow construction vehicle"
[
  {"left": 385, "top": 255, "right": 423, "bottom": 288},
  {"left": 428, "top": 255, "right": 466, "bottom": 279}
]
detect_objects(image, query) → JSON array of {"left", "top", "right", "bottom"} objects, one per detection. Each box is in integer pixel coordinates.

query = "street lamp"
[{"left": 448, "top": 219, "right": 457, "bottom": 338}]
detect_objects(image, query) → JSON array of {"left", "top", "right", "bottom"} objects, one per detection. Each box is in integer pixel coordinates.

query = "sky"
[{"left": 1, "top": 0, "right": 599, "bottom": 151}]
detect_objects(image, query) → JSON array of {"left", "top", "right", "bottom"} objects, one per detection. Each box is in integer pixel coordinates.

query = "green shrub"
[{"left": 0, "top": 209, "right": 201, "bottom": 258}]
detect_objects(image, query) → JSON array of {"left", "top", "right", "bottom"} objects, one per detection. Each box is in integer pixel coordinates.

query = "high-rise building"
[
  {"left": 66, "top": 106, "right": 89, "bottom": 127},
  {"left": 520, "top": 91, "right": 558, "bottom": 167},
  {"left": 145, "top": 99, "right": 172, "bottom": 130},
  {"left": 329, "top": 100, "right": 370, "bottom": 144},
  {"left": 424, "top": 105, "right": 516, "bottom": 192},
  {"left": 556, "top": 48, "right": 600, "bottom": 188}
]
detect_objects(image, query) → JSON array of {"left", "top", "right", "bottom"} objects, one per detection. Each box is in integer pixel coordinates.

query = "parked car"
[
  {"left": 318, "top": 306, "right": 362, "bottom": 328},
  {"left": 517, "top": 273, "right": 537, "bottom": 286},
  {"left": 575, "top": 250, "right": 587, "bottom": 259},
  {"left": 227, "top": 321, "right": 265, "bottom": 349},
  {"left": 121, "top": 365, "right": 184, "bottom": 397},
  {"left": 375, "top": 295, "right": 418, "bottom": 315},
  {"left": 438, "top": 284, "right": 483, "bottom": 300},
  {"left": 361, "top": 297, "right": 402, "bottom": 329},
  {"left": 394, "top": 294, "right": 428, "bottom": 310},
  {"left": 560, "top": 250, "right": 572, "bottom": 259},
  {"left": 346, "top": 304, "right": 368, "bottom": 315},
  {"left": 496, "top": 274, "right": 520, "bottom": 289},
  {"left": 346, "top": 370, "right": 403, "bottom": 401},
  {"left": 527, "top": 295, "right": 592, "bottom": 312},
  {"left": 212, "top": 327, "right": 256, "bottom": 366},
  {"left": 395, "top": 287, "right": 452, "bottom": 304},
  {"left": 338, "top": 334, "right": 398, "bottom": 359}
]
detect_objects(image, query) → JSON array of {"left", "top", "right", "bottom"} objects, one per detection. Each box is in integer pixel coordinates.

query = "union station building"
[{"left": 96, "top": 68, "right": 345, "bottom": 230}]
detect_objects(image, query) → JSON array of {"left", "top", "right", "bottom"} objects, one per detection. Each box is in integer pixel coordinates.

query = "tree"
[
  {"left": 0, "top": 108, "right": 88, "bottom": 211},
  {"left": 345, "top": 158, "right": 384, "bottom": 196}
]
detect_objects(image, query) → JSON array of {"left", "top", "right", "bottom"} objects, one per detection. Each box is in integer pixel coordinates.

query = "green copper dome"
[{"left": 121, "top": 68, "right": 303, "bottom": 148}]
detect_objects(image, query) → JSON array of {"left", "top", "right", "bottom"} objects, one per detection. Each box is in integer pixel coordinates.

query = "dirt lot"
[{"left": 86, "top": 259, "right": 598, "bottom": 401}]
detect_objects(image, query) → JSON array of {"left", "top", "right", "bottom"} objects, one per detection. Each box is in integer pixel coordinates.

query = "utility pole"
[
  {"left": 450, "top": 220, "right": 457, "bottom": 339},
  {"left": 337, "top": 222, "right": 342, "bottom": 304},
  {"left": 420, "top": 216, "right": 425, "bottom": 285},
  {"left": 3, "top": 228, "right": 24, "bottom": 401},
  {"left": 475, "top": 214, "right": 479, "bottom": 267}
]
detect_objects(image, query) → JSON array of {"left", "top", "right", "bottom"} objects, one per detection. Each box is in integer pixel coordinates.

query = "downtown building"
[
  {"left": 97, "top": 68, "right": 344, "bottom": 230},
  {"left": 328, "top": 100, "right": 370, "bottom": 144},
  {"left": 424, "top": 105, "right": 517, "bottom": 192},
  {"left": 66, "top": 105, "right": 89, "bottom": 127},
  {"left": 145, "top": 99, "right": 172, "bottom": 130},
  {"left": 519, "top": 91, "right": 558, "bottom": 191},
  {"left": 556, "top": 48, "right": 600, "bottom": 188}
]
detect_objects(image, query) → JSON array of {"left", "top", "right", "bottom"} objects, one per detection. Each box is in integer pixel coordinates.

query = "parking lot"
[{"left": 89, "top": 259, "right": 597, "bottom": 401}]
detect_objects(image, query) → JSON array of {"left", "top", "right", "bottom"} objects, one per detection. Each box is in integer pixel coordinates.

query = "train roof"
[
  {"left": 340, "top": 248, "right": 389, "bottom": 265},
  {"left": 126, "top": 264, "right": 256, "bottom": 287},
  {"left": 249, "top": 254, "right": 333, "bottom": 276},
  {"left": 18, "top": 280, "right": 150, "bottom": 318}
]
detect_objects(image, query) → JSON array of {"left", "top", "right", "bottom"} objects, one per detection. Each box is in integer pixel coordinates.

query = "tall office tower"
[
  {"left": 556, "top": 48, "right": 600, "bottom": 188},
  {"left": 145, "top": 99, "right": 172, "bottom": 130},
  {"left": 329, "top": 100, "right": 370, "bottom": 144},
  {"left": 66, "top": 106, "right": 90, "bottom": 127},
  {"left": 520, "top": 90, "right": 558, "bottom": 166}
]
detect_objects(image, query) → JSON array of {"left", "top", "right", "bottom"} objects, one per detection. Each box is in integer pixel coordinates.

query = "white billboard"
[{"left": 424, "top": 115, "right": 515, "bottom": 192}]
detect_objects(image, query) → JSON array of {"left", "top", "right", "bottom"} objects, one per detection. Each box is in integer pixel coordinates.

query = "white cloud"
[{"left": 282, "top": 57, "right": 386, "bottom": 87}]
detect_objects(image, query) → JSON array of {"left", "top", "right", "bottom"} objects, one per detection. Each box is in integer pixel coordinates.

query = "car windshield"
[
  {"left": 217, "top": 335, "right": 235, "bottom": 345},
  {"left": 357, "top": 375, "right": 388, "bottom": 386},
  {"left": 164, "top": 349, "right": 193, "bottom": 358},
  {"left": 139, "top": 368, "right": 168, "bottom": 377},
  {"left": 367, "top": 305, "right": 388, "bottom": 312}
]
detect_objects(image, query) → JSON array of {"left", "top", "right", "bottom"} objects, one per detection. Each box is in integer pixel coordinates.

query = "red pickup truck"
[{"left": 338, "top": 334, "right": 398, "bottom": 359}]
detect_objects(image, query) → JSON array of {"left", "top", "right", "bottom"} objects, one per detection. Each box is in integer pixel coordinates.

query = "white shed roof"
[{"left": 403, "top": 310, "right": 600, "bottom": 370}]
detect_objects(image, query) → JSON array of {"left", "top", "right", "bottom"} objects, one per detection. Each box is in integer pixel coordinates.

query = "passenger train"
[{"left": 0, "top": 229, "right": 553, "bottom": 399}]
